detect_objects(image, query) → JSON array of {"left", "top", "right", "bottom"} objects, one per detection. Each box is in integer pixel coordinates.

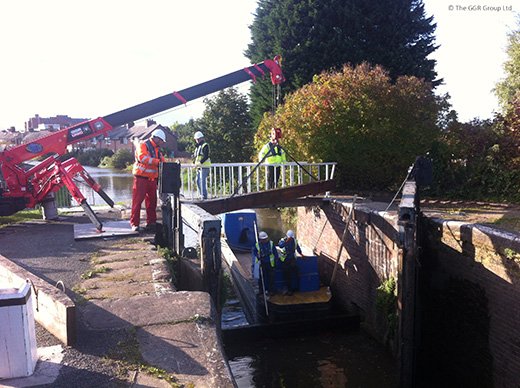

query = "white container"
[{"left": 0, "top": 281, "right": 38, "bottom": 379}]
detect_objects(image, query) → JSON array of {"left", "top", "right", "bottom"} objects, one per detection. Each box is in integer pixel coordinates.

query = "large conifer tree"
[{"left": 246, "top": 0, "right": 439, "bottom": 126}]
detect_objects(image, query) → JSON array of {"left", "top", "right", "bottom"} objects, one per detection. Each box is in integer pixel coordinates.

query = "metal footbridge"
[{"left": 177, "top": 161, "right": 337, "bottom": 214}]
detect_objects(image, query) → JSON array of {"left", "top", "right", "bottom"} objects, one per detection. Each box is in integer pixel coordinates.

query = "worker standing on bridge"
[
  {"left": 258, "top": 127, "right": 286, "bottom": 189},
  {"left": 253, "top": 231, "right": 279, "bottom": 295},
  {"left": 279, "top": 229, "right": 303, "bottom": 295},
  {"left": 130, "top": 129, "right": 166, "bottom": 232},
  {"left": 193, "top": 131, "right": 211, "bottom": 200}
]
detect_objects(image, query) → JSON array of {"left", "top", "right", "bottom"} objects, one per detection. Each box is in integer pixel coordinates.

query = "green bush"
[
  {"left": 257, "top": 63, "right": 441, "bottom": 191},
  {"left": 100, "top": 148, "right": 134, "bottom": 169},
  {"left": 426, "top": 113, "right": 520, "bottom": 203},
  {"left": 76, "top": 149, "right": 114, "bottom": 167}
]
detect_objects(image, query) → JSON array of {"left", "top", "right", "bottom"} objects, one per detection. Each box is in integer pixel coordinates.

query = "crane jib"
[{"left": 102, "top": 61, "right": 280, "bottom": 129}]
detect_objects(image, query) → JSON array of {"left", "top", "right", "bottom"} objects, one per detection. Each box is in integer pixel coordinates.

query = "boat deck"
[{"left": 262, "top": 286, "right": 331, "bottom": 306}]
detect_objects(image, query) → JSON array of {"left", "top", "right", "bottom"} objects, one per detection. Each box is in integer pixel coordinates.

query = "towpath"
[{"left": 0, "top": 205, "right": 234, "bottom": 388}]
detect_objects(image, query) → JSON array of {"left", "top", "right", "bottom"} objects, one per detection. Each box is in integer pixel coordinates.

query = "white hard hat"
[
  {"left": 287, "top": 230, "right": 295, "bottom": 238},
  {"left": 151, "top": 129, "right": 166, "bottom": 142},
  {"left": 194, "top": 131, "right": 204, "bottom": 140},
  {"left": 259, "top": 231, "right": 268, "bottom": 240}
]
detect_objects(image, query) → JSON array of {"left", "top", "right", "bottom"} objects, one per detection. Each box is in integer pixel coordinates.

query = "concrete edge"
[
  {"left": 149, "top": 257, "right": 176, "bottom": 295},
  {"left": 0, "top": 255, "right": 75, "bottom": 346}
]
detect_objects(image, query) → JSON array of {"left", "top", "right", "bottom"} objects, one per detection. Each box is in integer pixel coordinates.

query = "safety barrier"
[{"left": 181, "top": 161, "right": 336, "bottom": 200}]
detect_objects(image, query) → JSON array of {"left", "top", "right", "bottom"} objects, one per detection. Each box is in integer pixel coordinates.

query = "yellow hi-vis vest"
[
  {"left": 255, "top": 241, "right": 276, "bottom": 267},
  {"left": 259, "top": 142, "right": 286, "bottom": 164},
  {"left": 194, "top": 142, "right": 211, "bottom": 166},
  {"left": 280, "top": 238, "right": 298, "bottom": 262}
]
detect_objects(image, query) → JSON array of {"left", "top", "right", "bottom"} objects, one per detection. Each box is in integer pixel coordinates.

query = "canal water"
[{"left": 85, "top": 167, "right": 398, "bottom": 388}]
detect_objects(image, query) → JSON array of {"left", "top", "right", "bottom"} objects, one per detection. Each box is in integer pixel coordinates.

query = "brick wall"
[
  {"left": 297, "top": 199, "right": 400, "bottom": 344},
  {"left": 419, "top": 218, "right": 520, "bottom": 388},
  {"left": 299, "top": 199, "right": 520, "bottom": 387}
]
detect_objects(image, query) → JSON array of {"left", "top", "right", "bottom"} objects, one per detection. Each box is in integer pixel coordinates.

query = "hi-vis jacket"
[
  {"left": 194, "top": 141, "right": 211, "bottom": 166},
  {"left": 253, "top": 240, "right": 279, "bottom": 267},
  {"left": 278, "top": 237, "right": 302, "bottom": 262},
  {"left": 132, "top": 139, "right": 165, "bottom": 179},
  {"left": 259, "top": 141, "right": 286, "bottom": 164}
]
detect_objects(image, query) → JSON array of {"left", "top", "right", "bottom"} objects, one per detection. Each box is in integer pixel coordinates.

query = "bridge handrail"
[{"left": 180, "top": 161, "right": 336, "bottom": 200}]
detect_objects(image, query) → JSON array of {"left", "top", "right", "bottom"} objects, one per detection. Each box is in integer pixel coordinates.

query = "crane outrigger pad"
[
  {"left": 73, "top": 221, "right": 138, "bottom": 240},
  {"left": 193, "top": 179, "right": 336, "bottom": 215}
]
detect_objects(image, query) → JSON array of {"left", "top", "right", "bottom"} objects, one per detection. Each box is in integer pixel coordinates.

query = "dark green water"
[{"left": 225, "top": 328, "right": 397, "bottom": 388}]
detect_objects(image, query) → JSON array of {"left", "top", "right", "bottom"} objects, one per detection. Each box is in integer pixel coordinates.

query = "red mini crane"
[{"left": 0, "top": 57, "right": 284, "bottom": 230}]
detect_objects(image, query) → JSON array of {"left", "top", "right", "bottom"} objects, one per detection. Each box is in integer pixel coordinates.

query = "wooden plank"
[
  {"left": 193, "top": 179, "right": 336, "bottom": 215},
  {"left": 0, "top": 255, "right": 76, "bottom": 346}
]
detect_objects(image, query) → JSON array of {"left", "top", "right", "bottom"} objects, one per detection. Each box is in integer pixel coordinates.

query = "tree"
[
  {"left": 246, "top": 0, "right": 439, "bottom": 126},
  {"left": 494, "top": 22, "right": 520, "bottom": 112},
  {"left": 171, "top": 120, "right": 202, "bottom": 155},
  {"left": 197, "top": 88, "right": 255, "bottom": 163},
  {"left": 256, "top": 63, "right": 441, "bottom": 190}
]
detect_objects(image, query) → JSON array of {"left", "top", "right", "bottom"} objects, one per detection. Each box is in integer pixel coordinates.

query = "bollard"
[{"left": 0, "top": 281, "right": 38, "bottom": 379}]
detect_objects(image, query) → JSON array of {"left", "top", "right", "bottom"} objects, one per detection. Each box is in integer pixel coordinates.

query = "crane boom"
[{"left": 0, "top": 56, "right": 284, "bottom": 230}]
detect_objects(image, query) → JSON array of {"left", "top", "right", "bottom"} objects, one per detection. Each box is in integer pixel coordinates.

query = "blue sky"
[{"left": 0, "top": 0, "right": 517, "bottom": 132}]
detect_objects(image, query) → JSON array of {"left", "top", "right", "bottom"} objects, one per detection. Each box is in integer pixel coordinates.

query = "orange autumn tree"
[{"left": 255, "top": 62, "right": 441, "bottom": 190}]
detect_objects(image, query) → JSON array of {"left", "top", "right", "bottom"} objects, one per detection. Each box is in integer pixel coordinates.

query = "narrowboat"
[
  {"left": 221, "top": 210, "right": 332, "bottom": 323},
  {"left": 221, "top": 209, "right": 257, "bottom": 251}
]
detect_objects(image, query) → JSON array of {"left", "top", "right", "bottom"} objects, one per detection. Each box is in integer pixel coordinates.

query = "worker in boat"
[
  {"left": 193, "top": 131, "right": 211, "bottom": 200},
  {"left": 258, "top": 127, "right": 286, "bottom": 189},
  {"left": 130, "top": 129, "right": 166, "bottom": 232},
  {"left": 279, "top": 229, "right": 303, "bottom": 295},
  {"left": 253, "top": 231, "right": 279, "bottom": 295}
]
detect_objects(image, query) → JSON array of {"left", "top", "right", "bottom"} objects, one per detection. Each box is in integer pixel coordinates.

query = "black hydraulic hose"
[
  {"left": 230, "top": 143, "right": 319, "bottom": 198},
  {"left": 230, "top": 148, "right": 272, "bottom": 198},
  {"left": 279, "top": 145, "right": 319, "bottom": 182}
]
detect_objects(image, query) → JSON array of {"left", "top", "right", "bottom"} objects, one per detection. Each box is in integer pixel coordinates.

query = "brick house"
[
  {"left": 0, "top": 127, "right": 23, "bottom": 150},
  {"left": 84, "top": 119, "right": 188, "bottom": 158}
]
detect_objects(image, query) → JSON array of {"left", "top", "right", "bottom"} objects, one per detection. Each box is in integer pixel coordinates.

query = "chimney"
[{"left": 145, "top": 119, "right": 156, "bottom": 127}]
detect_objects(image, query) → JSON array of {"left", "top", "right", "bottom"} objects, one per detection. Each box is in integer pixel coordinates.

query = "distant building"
[
  {"left": 0, "top": 127, "right": 23, "bottom": 150},
  {"left": 7, "top": 115, "right": 190, "bottom": 159},
  {"left": 25, "top": 114, "right": 88, "bottom": 132}
]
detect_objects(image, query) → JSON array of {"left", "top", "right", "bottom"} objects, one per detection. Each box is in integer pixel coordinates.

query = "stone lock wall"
[{"left": 297, "top": 199, "right": 401, "bottom": 344}]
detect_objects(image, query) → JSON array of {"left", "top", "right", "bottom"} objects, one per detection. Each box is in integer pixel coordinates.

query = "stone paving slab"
[
  {"left": 81, "top": 291, "right": 212, "bottom": 330},
  {"left": 138, "top": 321, "right": 233, "bottom": 388}
]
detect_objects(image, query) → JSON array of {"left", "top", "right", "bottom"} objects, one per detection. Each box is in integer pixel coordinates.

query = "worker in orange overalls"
[{"left": 130, "top": 129, "right": 166, "bottom": 232}]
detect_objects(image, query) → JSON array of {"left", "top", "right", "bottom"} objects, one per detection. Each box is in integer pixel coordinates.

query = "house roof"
[
  {"left": 0, "top": 130, "right": 23, "bottom": 142},
  {"left": 22, "top": 130, "right": 55, "bottom": 143},
  {"left": 101, "top": 123, "right": 176, "bottom": 141}
]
